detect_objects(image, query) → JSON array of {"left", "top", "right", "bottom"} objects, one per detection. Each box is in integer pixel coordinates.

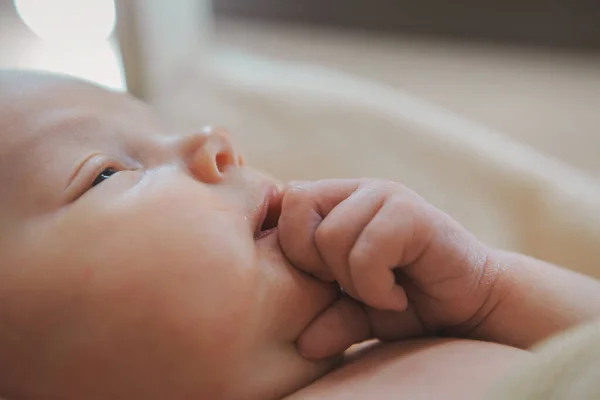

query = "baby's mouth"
[{"left": 254, "top": 191, "right": 283, "bottom": 239}]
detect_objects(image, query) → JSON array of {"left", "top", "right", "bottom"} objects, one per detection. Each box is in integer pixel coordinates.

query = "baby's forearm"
[{"left": 468, "top": 249, "right": 600, "bottom": 349}]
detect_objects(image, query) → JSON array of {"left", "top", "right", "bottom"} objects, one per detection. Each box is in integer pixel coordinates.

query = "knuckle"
[
  {"left": 386, "top": 189, "right": 424, "bottom": 216},
  {"left": 282, "top": 186, "right": 310, "bottom": 208},
  {"left": 386, "top": 194, "right": 410, "bottom": 213},
  {"left": 348, "top": 241, "right": 376, "bottom": 276},
  {"left": 360, "top": 179, "right": 420, "bottom": 204},
  {"left": 363, "top": 178, "right": 400, "bottom": 192},
  {"left": 314, "top": 217, "right": 339, "bottom": 247},
  {"left": 361, "top": 178, "right": 394, "bottom": 193}
]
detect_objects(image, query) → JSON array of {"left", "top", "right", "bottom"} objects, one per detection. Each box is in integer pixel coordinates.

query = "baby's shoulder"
[{"left": 285, "top": 338, "right": 527, "bottom": 400}]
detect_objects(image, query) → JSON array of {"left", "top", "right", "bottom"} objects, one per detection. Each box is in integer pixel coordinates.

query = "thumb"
[{"left": 297, "top": 296, "right": 371, "bottom": 360}]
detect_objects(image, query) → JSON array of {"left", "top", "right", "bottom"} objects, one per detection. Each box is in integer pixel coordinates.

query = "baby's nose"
[{"left": 182, "top": 126, "right": 244, "bottom": 183}]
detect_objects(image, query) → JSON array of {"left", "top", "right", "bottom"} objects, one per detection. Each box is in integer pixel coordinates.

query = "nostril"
[{"left": 215, "top": 152, "right": 234, "bottom": 173}]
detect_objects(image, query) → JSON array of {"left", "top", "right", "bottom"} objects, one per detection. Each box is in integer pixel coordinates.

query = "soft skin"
[{"left": 0, "top": 71, "right": 338, "bottom": 400}]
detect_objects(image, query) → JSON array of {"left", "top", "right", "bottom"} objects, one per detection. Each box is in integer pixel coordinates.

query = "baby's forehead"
[
  {"left": 0, "top": 71, "right": 153, "bottom": 126},
  {"left": 0, "top": 70, "right": 161, "bottom": 149}
]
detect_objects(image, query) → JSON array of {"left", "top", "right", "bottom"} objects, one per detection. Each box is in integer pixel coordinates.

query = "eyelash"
[{"left": 91, "top": 167, "right": 120, "bottom": 188}]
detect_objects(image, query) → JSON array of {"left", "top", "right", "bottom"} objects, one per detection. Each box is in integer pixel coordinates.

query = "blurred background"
[
  {"left": 0, "top": 0, "right": 124, "bottom": 89},
  {"left": 1, "top": 0, "right": 599, "bottom": 176},
  {"left": 211, "top": 0, "right": 600, "bottom": 178},
  {"left": 2, "top": 0, "right": 600, "bottom": 270}
]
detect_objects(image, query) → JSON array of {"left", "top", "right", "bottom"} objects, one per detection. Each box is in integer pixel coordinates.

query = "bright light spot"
[
  {"left": 2, "top": 37, "right": 126, "bottom": 91},
  {"left": 32, "top": 39, "right": 126, "bottom": 91},
  {"left": 14, "top": 0, "right": 116, "bottom": 43}
]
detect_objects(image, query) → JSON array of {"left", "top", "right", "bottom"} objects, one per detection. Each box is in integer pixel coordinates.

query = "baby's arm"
[
  {"left": 468, "top": 249, "right": 600, "bottom": 348},
  {"left": 278, "top": 179, "right": 600, "bottom": 358},
  {"left": 287, "top": 338, "right": 528, "bottom": 400}
]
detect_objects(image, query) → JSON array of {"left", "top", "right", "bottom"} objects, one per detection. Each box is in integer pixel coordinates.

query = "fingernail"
[{"left": 296, "top": 341, "right": 316, "bottom": 360}]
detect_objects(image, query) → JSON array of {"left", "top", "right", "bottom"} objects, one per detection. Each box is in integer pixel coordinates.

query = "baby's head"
[{"left": 0, "top": 70, "right": 338, "bottom": 399}]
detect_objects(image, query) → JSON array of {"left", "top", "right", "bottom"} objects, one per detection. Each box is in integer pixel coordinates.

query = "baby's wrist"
[{"left": 444, "top": 248, "right": 512, "bottom": 343}]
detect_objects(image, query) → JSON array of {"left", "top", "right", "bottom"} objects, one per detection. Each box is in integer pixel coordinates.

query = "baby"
[{"left": 1, "top": 69, "right": 599, "bottom": 400}]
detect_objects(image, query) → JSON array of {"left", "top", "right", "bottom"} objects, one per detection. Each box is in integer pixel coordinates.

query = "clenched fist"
[{"left": 278, "top": 179, "right": 501, "bottom": 359}]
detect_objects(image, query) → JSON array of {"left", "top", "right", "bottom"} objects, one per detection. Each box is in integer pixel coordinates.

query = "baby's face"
[{"left": 0, "top": 72, "right": 338, "bottom": 399}]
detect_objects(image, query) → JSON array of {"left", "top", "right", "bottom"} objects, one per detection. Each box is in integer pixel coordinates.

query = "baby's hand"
[{"left": 278, "top": 179, "right": 500, "bottom": 359}]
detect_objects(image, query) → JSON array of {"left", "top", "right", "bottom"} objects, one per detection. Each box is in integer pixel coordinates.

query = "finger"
[
  {"left": 348, "top": 195, "right": 421, "bottom": 311},
  {"left": 278, "top": 184, "right": 332, "bottom": 280},
  {"left": 315, "top": 184, "right": 386, "bottom": 300},
  {"left": 373, "top": 195, "right": 490, "bottom": 302},
  {"left": 365, "top": 301, "right": 427, "bottom": 341},
  {"left": 278, "top": 179, "right": 366, "bottom": 281},
  {"left": 404, "top": 213, "right": 489, "bottom": 298},
  {"left": 297, "top": 296, "right": 371, "bottom": 360},
  {"left": 291, "top": 179, "right": 365, "bottom": 215}
]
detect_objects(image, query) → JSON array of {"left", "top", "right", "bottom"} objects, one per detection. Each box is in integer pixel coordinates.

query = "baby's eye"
[{"left": 91, "top": 168, "right": 119, "bottom": 188}]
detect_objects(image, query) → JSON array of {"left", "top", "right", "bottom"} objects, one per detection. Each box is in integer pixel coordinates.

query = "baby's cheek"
[
  {"left": 45, "top": 224, "right": 257, "bottom": 390},
  {"left": 49, "top": 185, "right": 261, "bottom": 347}
]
